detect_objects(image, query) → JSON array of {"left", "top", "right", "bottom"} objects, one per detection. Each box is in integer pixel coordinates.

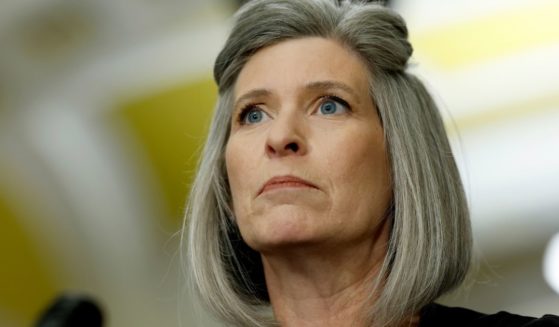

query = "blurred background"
[{"left": 0, "top": 0, "right": 558, "bottom": 326}]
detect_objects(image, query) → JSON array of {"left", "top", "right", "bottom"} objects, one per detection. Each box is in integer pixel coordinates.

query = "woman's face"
[{"left": 225, "top": 37, "right": 392, "bottom": 253}]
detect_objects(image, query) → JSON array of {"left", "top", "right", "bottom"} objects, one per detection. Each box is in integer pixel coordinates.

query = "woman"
[{"left": 182, "top": 0, "right": 558, "bottom": 326}]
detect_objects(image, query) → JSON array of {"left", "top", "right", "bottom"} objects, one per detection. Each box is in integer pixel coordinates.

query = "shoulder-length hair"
[{"left": 181, "top": 0, "right": 472, "bottom": 326}]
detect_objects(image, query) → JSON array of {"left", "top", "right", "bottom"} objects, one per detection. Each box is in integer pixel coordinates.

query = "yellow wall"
[
  {"left": 113, "top": 77, "right": 217, "bottom": 227},
  {"left": 0, "top": 193, "right": 58, "bottom": 326}
]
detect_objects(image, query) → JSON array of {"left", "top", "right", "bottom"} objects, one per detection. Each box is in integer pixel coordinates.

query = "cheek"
[
  {"left": 225, "top": 138, "right": 257, "bottom": 217},
  {"left": 325, "top": 129, "right": 391, "bottom": 211},
  {"left": 225, "top": 140, "right": 244, "bottom": 203},
  {"left": 225, "top": 138, "right": 264, "bottom": 246}
]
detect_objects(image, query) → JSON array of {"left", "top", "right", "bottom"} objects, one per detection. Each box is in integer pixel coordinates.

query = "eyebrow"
[
  {"left": 303, "top": 80, "right": 358, "bottom": 99},
  {"left": 234, "top": 89, "right": 272, "bottom": 111},
  {"left": 233, "top": 80, "right": 359, "bottom": 110}
]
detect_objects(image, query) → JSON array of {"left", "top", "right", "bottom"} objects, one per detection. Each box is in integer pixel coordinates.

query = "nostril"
[{"left": 286, "top": 142, "right": 299, "bottom": 152}]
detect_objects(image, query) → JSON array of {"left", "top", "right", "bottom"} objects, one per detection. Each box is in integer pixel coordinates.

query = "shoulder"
[{"left": 420, "top": 303, "right": 559, "bottom": 327}]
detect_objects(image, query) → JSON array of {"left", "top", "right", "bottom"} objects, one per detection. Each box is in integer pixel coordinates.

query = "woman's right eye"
[{"left": 239, "top": 107, "right": 269, "bottom": 125}]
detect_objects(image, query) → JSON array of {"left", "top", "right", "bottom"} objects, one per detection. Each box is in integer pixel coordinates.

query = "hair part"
[{"left": 182, "top": 0, "right": 472, "bottom": 326}]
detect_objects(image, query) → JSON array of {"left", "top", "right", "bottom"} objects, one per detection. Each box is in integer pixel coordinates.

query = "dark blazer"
[{"left": 420, "top": 303, "right": 559, "bottom": 326}]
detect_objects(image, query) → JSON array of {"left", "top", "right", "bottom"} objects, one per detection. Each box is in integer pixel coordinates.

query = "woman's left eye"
[{"left": 317, "top": 97, "right": 349, "bottom": 116}]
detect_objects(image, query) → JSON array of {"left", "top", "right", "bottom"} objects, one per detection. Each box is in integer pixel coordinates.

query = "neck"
[{"left": 261, "top": 219, "right": 390, "bottom": 327}]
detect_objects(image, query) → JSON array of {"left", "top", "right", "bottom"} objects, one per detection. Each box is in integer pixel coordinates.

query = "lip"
[{"left": 258, "top": 175, "right": 318, "bottom": 195}]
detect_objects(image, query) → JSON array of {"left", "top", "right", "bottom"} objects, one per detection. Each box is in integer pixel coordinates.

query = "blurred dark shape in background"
[{"left": 35, "top": 294, "right": 103, "bottom": 327}]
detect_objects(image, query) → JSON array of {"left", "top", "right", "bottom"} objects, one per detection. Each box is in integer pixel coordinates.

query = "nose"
[{"left": 265, "top": 112, "right": 307, "bottom": 158}]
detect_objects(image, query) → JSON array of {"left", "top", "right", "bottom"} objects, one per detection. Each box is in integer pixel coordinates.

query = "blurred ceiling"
[{"left": 0, "top": 0, "right": 226, "bottom": 108}]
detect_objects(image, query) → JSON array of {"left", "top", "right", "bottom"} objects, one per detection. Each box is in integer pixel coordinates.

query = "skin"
[{"left": 225, "top": 37, "right": 394, "bottom": 326}]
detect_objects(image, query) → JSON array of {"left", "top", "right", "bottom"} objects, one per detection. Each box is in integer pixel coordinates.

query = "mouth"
[{"left": 258, "top": 175, "right": 318, "bottom": 195}]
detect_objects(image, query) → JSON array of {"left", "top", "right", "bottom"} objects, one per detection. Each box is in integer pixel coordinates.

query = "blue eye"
[
  {"left": 241, "top": 107, "right": 269, "bottom": 125},
  {"left": 247, "top": 110, "right": 263, "bottom": 123},
  {"left": 318, "top": 98, "right": 349, "bottom": 115}
]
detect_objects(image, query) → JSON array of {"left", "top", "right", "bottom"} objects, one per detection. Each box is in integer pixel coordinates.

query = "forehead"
[{"left": 234, "top": 37, "right": 371, "bottom": 98}]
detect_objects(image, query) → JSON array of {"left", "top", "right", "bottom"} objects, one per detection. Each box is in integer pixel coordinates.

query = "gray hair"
[{"left": 182, "top": 0, "right": 472, "bottom": 326}]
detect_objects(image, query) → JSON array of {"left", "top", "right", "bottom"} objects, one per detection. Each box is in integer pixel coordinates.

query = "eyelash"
[
  {"left": 236, "top": 95, "right": 351, "bottom": 125},
  {"left": 237, "top": 104, "right": 263, "bottom": 125},
  {"left": 321, "top": 95, "right": 351, "bottom": 112}
]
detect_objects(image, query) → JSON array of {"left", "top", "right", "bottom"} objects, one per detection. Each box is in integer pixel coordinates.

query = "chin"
[{"left": 241, "top": 206, "right": 318, "bottom": 252}]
